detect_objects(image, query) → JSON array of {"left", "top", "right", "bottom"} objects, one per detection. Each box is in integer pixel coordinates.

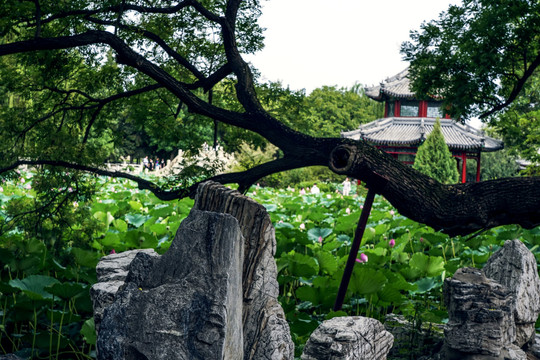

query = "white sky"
[{"left": 245, "top": 0, "right": 459, "bottom": 94}]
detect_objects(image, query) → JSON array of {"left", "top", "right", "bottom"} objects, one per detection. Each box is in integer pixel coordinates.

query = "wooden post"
[
  {"left": 476, "top": 153, "right": 481, "bottom": 182},
  {"left": 333, "top": 189, "right": 376, "bottom": 311},
  {"left": 461, "top": 152, "right": 467, "bottom": 183}
]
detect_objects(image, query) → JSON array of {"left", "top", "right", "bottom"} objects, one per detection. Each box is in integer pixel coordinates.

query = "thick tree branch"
[
  {"left": 329, "top": 142, "right": 540, "bottom": 236},
  {"left": 86, "top": 17, "right": 207, "bottom": 81},
  {"left": 480, "top": 51, "right": 540, "bottom": 119},
  {"left": 40, "top": 1, "right": 209, "bottom": 25},
  {"left": 0, "top": 160, "right": 188, "bottom": 201},
  {"left": 201, "top": 155, "right": 324, "bottom": 194},
  {"left": 0, "top": 31, "right": 314, "bottom": 154}
]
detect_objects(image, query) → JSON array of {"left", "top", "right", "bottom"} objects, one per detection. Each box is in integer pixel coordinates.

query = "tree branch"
[
  {"left": 480, "top": 48, "right": 540, "bottom": 118},
  {"left": 0, "top": 160, "right": 188, "bottom": 201},
  {"left": 329, "top": 142, "right": 540, "bottom": 236}
]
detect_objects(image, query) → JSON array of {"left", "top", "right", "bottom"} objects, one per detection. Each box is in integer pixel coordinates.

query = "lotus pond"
[{"left": 0, "top": 174, "right": 539, "bottom": 358}]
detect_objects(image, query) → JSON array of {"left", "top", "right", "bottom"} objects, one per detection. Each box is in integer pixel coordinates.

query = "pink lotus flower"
[
  {"left": 346, "top": 207, "right": 351, "bottom": 215},
  {"left": 110, "top": 249, "right": 116, "bottom": 254},
  {"left": 24, "top": 184, "right": 31, "bottom": 190},
  {"left": 0, "top": 186, "right": 3, "bottom": 192},
  {"left": 420, "top": 237, "right": 425, "bottom": 243},
  {"left": 318, "top": 236, "right": 323, "bottom": 243},
  {"left": 299, "top": 223, "right": 305, "bottom": 230},
  {"left": 390, "top": 210, "right": 395, "bottom": 216},
  {"left": 356, "top": 253, "right": 368, "bottom": 263},
  {"left": 389, "top": 239, "right": 396, "bottom": 248}
]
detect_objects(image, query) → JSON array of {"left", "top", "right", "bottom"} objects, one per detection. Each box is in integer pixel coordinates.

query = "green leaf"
[
  {"left": 125, "top": 214, "right": 151, "bottom": 228},
  {"left": 316, "top": 250, "right": 338, "bottom": 275},
  {"left": 45, "top": 282, "right": 86, "bottom": 299},
  {"left": 296, "top": 286, "right": 321, "bottom": 305},
  {"left": 350, "top": 267, "right": 387, "bottom": 295},
  {"left": 9, "top": 275, "right": 61, "bottom": 300},
  {"left": 150, "top": 204, "right": 173, "bottom": 218},
  {"left": 113, "top": 218, "right": 128, "bottom": 232},
  {"left": 93, "top": 211, "right": 115, "bottom": 228},
  {"left": 287, "top": 252, "right": 319, "bottom": 278},
  {"left": 378, "top": 285, "right": 406, "bottom": 304},
  {"left": 149, "top": 223, "right": 168, "bottom": 235},
  {"left": 71, "top": 247, "right": 100, "bottom": 268},
  {"left": 81, "top": 318, "right": 96, "bottom": 345},
  {"left": 128, "top": 201, "right": 142, "bottom": 211},
  {"left": 307, "top": 228, "right": 333, "bottom": 242},
  {"left": 412, "top": 277, "right": 439, "bottom": 294},
  {"left": 409, "top": 253, "right": 445, "bottom": 277}
]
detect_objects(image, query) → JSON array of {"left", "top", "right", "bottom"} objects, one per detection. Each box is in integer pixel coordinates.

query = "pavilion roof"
[
  {"left": 365, "top": 68, "right": 416, "bottom": 101},
  {"left": 341, "top": 117, "right": 504, "bottom": 152}
]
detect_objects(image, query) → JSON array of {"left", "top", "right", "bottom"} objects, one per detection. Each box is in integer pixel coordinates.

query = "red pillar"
[
  {"left": 476, "top": 153, "right": 481, "bottom": 182},
  {"left": 461, "top": 153, "right": 467, "bottom": 183}
]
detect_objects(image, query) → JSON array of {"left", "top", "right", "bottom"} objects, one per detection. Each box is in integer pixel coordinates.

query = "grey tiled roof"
[
  {"left": 365, "top": 68, "right": 415, "bottom": 100},
  {"left": 341, "top": 118, "right": 504, "bottom": 152}
]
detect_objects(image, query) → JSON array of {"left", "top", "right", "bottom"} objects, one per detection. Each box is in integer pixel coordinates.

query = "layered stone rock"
[
  {"left": 193, "top": 181, "right": 294, "bottom": 359},
  {"left": 91, "top": 181, "right": 293, "bottom": 360},
  {"left": 90, "top": 248, "right": 159, "bottom": 332},
  {"left": 301, "top": 316, "right": 394, "bottom": 360},
  {"left": 443, "top": 267, "right": 517, "bottom": 359},
  {"left": 483, "top": 239, "right": 540, "bottom": 347},
  {"left": 96, "top": 210, "right": 244, "bottom": 360}
]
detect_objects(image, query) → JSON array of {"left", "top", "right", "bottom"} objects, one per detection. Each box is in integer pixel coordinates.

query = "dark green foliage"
[
  {"left": 402, "top": 0, "right": 540, "bottom": 120},
  {"left": 293, "top": 85, "right": 383, "bottom": 137},
  {"left": 466, "top": 149, "right": 521, "bottom": 181},
  {"left": 413, "top": 119, "right": 459, "bottom": 184}
]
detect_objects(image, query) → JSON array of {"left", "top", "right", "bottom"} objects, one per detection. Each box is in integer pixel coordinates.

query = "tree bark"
[{"left": 329, "top": 143, "right": 540, "bottom": 236}]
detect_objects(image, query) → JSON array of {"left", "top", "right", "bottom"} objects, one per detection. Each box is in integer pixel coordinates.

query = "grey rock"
[
  {"left": 92, "top": 181, "right": 293, "bottom": 360},
  {"left": 301, "top": 316, "right": 394, "bottom": 360},
  {"left": 194, "top": 181, "right": 294, "bottom": 359},
  {"left": 90, "top": 248, "right": 159, "bottom": 332},
  {"left": 483, "top": 239, "right": 540, "bottom": 347},
  {"left": 443, "top": 267, "right": 515, "bottom": 357},
  {"left": 96, "top": 210, "right": 244, "bottom": 360},
  {"left": 0, "top": 355, "right": 26, "bottom": 360}
]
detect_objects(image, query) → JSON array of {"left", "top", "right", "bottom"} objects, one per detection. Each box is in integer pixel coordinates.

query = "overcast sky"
[{"left": 245, "top": 0, "right": 459, "bottom": 94}]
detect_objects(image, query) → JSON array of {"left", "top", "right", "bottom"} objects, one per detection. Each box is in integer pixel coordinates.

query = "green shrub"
[{"left": 413, "top": 119, "right": 460, "bottom": 184}]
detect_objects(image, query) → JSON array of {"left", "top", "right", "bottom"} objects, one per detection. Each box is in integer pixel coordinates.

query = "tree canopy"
[
  {"left": 401, "top": 0, "right": 540, "bottom": 120},
  {"left": 0, "top": 0, "right": 539, "bottom": 237}
]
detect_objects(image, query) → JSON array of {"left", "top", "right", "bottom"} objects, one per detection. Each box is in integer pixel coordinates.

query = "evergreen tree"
[{"left": 413, "top": 119, "right": 460, "bottom": 184}]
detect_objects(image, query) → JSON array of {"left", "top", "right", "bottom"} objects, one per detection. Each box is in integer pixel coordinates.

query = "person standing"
[{"left": 342, "top": 177, "right": 351, "bottom": 196}]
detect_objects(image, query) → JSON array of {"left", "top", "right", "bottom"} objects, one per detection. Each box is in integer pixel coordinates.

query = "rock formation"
[
  {"left": 442, "top": 267, "right": 518, "bottom": 359},
  {"left": 96, "top": 210, "right": 244, "bottom": 359},
  {"left": 301, "top": 316, "right": 394, "bottom": 360},
  {"left": 483, "top": 239, "right": 540, "bottom": 347},
  {"left": 91, "top": 181, "right": 294, "bottom": 360},
  {"left": 193, "top": 181, "right": 294, "bottom": 359},
  {"left": 439, "top": 237, "right": 540, "bottom": 360},
  {"left": 90, "top": 248, "right": 159, "bottom": 332}
]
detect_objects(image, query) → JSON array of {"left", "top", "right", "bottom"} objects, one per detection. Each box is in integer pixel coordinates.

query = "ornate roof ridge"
[
  {"left": 341, "top": 117, "right": 503, "bottom": 152},
  {"left": 365, "top": 68, "right": 422, "bottom": 101}
]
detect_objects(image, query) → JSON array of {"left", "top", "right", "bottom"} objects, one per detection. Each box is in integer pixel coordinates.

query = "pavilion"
[{"left": 341, "top": 68, "right": 504, "bottom": 183}]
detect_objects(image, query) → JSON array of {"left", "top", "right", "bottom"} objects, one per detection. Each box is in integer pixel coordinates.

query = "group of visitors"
[
  {"left": 142, "top": 156, "right": 165, "bottom": 172},
  {"left": 298, "top": 178, "right": 353, "bottom": 196}
]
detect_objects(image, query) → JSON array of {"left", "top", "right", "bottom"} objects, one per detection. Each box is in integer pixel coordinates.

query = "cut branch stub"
[
  {"left": 330, "top": 144, "right": 389, "bottom": 193},
  {"left": 330, "top": 144, "right": 356, "bottom": 173}
]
